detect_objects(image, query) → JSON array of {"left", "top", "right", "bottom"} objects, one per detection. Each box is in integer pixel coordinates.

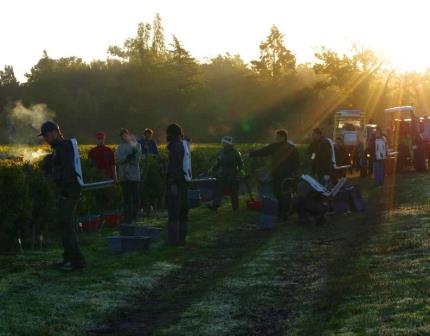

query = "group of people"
[
  {"left": 38, "top": 118, "right": 388, "bottom": 271},
  {"left": 207, "top": 128, "right": 331, "bottom": 225},
  {"left": 39, "top": 121, "right": 189, "bottom": 271},
  {"left": 335, "top": 127, "right": 389, "bottom": 187}
]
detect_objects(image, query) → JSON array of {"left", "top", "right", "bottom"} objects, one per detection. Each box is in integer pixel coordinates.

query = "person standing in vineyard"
[
  {"left": 209, "top": 136, "right": 244, "bottom": 211},
  {"left": 88, "top": 132, "right": 116, "bottom": 179},
  {"left": 115, "top": 129, "right": 142, "bottom": 224},
  {"left": 138, "top": 128, "right": 159, "bottom": 157},
  {"left": 38, "top": 121, "right": 86, "bottom": 271},
  {"left": 166, "top": 123, "right": 189, "bottom": 245}
]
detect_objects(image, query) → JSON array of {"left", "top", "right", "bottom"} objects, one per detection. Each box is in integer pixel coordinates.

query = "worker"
[
  {"left": 369, "top": 127, "right": 387, "bottom": 186},
  {"left": 115, "top": 129, "right": 142, "bottom": 224},
  {"left": 334, "top": 137, "right": 348, "bottom": 178},
  {"left": 138, "top": 128, "right": 159, "bottom": 157},
  {"left": 88, "top": 132, "right": 116, "bottom": 179},
  {"left": 249, "top": 129, "right": 299, "bottom": 221},
  {"left": 38, "top": 121, "right": 86, "bottom": 271},
  {"left": 166, "top": 123, "right": 189, "bottom": 245},
  {"left": 413, "top": 132, "right": 426, "bottom": 172},
  {"left": 308, "top": 128, "right": 333, "bottom": 184},
  {"left": 209, "top": 136, "right": 244, "bottom": 211}
]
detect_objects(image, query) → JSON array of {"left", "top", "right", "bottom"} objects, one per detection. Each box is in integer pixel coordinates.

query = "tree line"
[{"left": 1, "top": 14, "right": 429, "bottom": 144}]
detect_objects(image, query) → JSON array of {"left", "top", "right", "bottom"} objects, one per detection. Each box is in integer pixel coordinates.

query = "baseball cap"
[
  {"left": 38, "top": 121, "right": 60, "bottom": 136},
  {"left": 95, "top": 131, "right": 106, "bottom": 140}
]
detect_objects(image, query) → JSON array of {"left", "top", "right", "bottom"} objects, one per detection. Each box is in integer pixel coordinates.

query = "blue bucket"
[{"left": 259, "top": 214, "right": 277, "bottom": 230}]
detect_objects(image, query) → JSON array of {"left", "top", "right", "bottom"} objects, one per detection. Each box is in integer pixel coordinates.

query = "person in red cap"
[{"left": 88, "top": 132, "right": 116, "bottom": 179}]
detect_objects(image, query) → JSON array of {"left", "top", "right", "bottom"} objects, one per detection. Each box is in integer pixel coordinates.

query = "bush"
[{"left": 0, "top": 143, "right": 310, "bottom": 253}]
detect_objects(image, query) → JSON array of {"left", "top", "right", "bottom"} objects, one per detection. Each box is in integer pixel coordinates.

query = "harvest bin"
[
  {"left": 106, "top": 236, "right": 151, "bottom": 253},
  {"left": 103, "top": 211, "right": 123, "bottom": 228},
  {"left": 188, "top": 189, "right": 202, "bottom": 209},
  {"left": 119, "top": 225, "right": 162, "bottom": 239}
]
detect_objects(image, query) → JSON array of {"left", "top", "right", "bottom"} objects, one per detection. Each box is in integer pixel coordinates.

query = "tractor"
[{"left": 383, "top": 106, "right": 428, "bottom": 172}]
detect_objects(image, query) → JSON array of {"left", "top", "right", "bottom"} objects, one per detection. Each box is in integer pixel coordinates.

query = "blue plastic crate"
[
  {"left": 259, "top": 214, "right": 277, "bottom": 230},
  {"left": 119, "top": 225, "right": 162, "bottom": 240},
  {"left": 106, "top": 236, "right": 151, "bottom": 253},
  {"left": 188, "top": 189, "right": 202, "bottom": 209}
]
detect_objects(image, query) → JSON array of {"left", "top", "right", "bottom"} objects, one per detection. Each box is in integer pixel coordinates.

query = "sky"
[{"left": 2, "top": 0, "right": 430, "bottom": 81}]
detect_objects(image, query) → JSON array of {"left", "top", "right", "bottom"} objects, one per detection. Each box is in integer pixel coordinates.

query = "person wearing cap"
[
  {"left": 138, "top": 128, "right": 159, "bottom": 157},
  {"left": 39, "top": 121, "right": 86, "bottom": 271},
  {"left": 166, "top": 123, "right": 189, "bottom": 245},
  {"left": 210, "top": 136, "right": 244, "bottom": 211},
  {"left": 88, "top": 132, "right": 116, "bottom": 179},
  {"left": 115, "top": 129, "right": 142, "bottom": 224},
  {"left": 249, "top": 129, "right": 299, "bottom": 221}
]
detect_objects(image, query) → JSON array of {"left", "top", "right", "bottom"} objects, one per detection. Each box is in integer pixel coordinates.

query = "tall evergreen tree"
[
  {"left": 251, "top": 25, "right": 296, "bottom": 79},
  {"left": 152, "top": 13, "right": 166, "bottom": 59}
]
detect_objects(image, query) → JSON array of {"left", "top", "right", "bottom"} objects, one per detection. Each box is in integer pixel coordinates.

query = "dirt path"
[{"left": 90, "top": 180, "right": 393, "bottom": 336}]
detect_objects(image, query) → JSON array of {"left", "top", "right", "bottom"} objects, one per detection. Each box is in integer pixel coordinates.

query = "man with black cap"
[
  {"left": 166, "top": 123, "right": 189, "bottom": 245},
  {"left": 39, "top": 121, "right": 86, "bottom": 271}
]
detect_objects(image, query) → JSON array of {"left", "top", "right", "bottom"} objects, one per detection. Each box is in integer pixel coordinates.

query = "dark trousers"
[
  {"left": 213, "top": 177, "right": 239, "bottom": 210},
  {"left": 273, "top": 177, "right": 292, "bottom": 221},
  {"left": 167, "top": 182, "right": 189, "bottom": 245},
  {"left": 373, "top": 160, "right": 384, "bottom": 186},
  {"left": 121, "top": 181, "right": 140, "bottom": 223},
  {"left": 57, "top": 191, "right": 85, "bottom": 266}
]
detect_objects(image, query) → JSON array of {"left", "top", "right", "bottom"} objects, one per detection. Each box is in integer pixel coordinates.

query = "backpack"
[{"left": 182, "top": 140, "right": 192, "bottom": 182}]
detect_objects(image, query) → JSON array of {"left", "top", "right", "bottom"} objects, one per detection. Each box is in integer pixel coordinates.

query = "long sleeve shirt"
[
  {"left": 167, "top": 140, "right": 185, "bottom": 184},
  {"left": 308, "top": 138, "right": 333, "bottom": 179},
  {"left": 250, "top": 141, "right": 299, "bottom": 180},
  {"left": 115, "top": 141, "right": 142, "bottom": 182},
  {"left": 212, "top": 147, "right": 243, "bottom": 179},
  {"left": 49, "top": 138, "right": 80, "bottom": 195}
]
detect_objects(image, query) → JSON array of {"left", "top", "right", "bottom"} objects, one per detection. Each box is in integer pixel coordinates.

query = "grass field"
[{"left": 2, "top": 171, "right": 430, "bottom": 335}]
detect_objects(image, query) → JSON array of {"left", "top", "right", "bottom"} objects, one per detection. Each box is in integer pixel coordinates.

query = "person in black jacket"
[
  {"left": 39, "top": 121, "right": 86, "bottom": 271},
  {"left": 308, "top": 128, "right": 333, "bottom": 183},
  {"left": 210, "top": 136, "right": 244, "bottom": 211},
  {"left": 334, "top": 137, "right": 349, "bottom": 178},
  {"left": 249, "top": 130, "right": 299, "bottom": 221},
  {"left": 166, "top": 123, "right": 189, "bottom": 245}
]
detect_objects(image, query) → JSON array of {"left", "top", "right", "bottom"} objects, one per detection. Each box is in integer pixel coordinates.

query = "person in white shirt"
[{"left": 370, "top": 127, "right": 387, "bottom": 186}]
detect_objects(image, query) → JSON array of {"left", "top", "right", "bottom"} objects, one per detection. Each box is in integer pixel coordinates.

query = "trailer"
[{"left": 333, "top": 109, "right": 368, "bottom": 170}]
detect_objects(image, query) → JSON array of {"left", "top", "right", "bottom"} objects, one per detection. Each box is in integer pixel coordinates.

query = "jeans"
[
  {"left": 57, "top": 190, "right": 85, "bottom": 266},
  {"left": 121, "top": 181, "right": 140, "bottom": 223},
  {"left": 212, "top": 177, "right": 239, "bottom": 211},
  {"left": 373, "top": 160, "right": 384, "bottom": 186},
  {"left": 167, "top": 181, "right": 189, "bottom": 245}
]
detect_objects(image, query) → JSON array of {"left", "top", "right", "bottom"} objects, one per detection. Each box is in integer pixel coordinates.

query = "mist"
[
  {"left": 7, "top": 101, "right": 55, "bottom": 144},
  {"left": 1, "top": 101, "right": 55, "bottom": 162}
]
